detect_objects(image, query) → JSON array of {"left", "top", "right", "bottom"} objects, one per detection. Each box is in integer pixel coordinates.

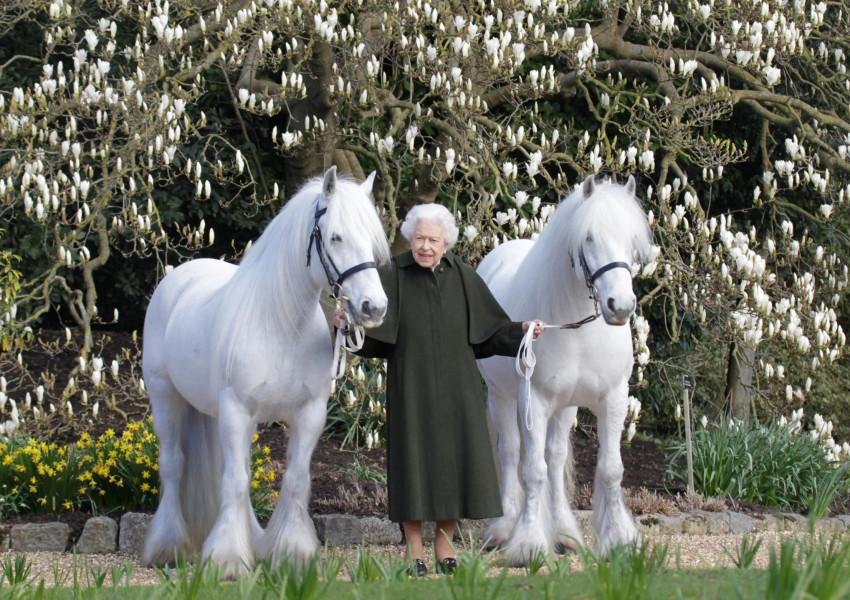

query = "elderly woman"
[{"left": 340, "top": 203, "right": 545, "bottom": 576}]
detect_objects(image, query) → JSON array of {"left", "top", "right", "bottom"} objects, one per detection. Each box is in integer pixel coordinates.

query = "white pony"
[
  {"left": 477, "top": 175, "right": 653, "bottom": 566},
  {"left": 142, "top": 167, "right": 389, "bottom": 577}
]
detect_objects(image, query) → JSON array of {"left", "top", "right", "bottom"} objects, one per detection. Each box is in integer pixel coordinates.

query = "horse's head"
[
  {"left": 310, "top": 167, "right": 390, "bottom": 328},
  {"left": 574, "top": 175, "right": 651, "bottom": 326}
]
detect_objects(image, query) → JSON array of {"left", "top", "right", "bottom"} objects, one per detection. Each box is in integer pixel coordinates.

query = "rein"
[
  {"left": 307, "top": 204, "right": 378, "bottom": 378},
  {"left": 307, "top": 206, "right": 378, "bottom": 300},
  {"left": 516, "top": 253, "right": 632, "bottom": 431}
]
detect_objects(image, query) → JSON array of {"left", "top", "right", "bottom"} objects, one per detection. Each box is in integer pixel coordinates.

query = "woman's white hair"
[{"left": 400, "top": 203, "right": 459, "bottom": 248}]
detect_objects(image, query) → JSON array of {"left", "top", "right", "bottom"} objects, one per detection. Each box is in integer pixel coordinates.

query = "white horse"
[
  {"left": 141, "top": 167, "right": 389, "bottom": 577},
  {"left": 477, "top": 175, "right": 653, "bottom": 566}
]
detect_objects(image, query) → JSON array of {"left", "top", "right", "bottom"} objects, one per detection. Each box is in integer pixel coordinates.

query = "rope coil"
[
  {"left": 515, "top": 313, "right": 601, "bottom": 431},
  {"left": 516, "top": 325, "right": 540, "bottom": 431}
]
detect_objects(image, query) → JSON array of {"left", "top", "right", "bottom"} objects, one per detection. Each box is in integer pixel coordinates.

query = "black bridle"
[
  {"left": 557, "top": 250, "right": 632, "bottom": 329},
  {"left": 580, "top": 249, "right": 632, "bottom": 293},
  {"left": 307, "top": 205, "right": 378, "bottom": 301}
]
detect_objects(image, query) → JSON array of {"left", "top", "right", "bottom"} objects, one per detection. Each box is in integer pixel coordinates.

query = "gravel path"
[{"left": 1, "top": 530, "right": 809, "bottom": 588}]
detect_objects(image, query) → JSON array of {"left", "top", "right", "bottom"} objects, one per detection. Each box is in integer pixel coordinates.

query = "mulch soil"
[{"left": 2, "top": 330, "right": 831, "bottom": 544}]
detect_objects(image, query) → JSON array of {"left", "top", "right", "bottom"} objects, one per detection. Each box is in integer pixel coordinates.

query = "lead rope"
[
  {"left": 332, "top": 310, "right": 365, "bottom": 379},
  {"left": 516, "top": 298, "right": 602, "bottom": 431},
  {"left": 515, "top": 324, "right": 557, "bottom": 432}
]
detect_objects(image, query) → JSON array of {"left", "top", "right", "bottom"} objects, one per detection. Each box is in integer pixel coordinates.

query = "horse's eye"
[
  {"left": 586, "top": 233, "right": 594, "bottom": 243},
  {"left": 330, "top": 233, "right": 342, "bottom": 243}
]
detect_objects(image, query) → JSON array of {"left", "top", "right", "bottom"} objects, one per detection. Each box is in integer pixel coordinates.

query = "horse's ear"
[
  {"left": 625, "top": 174, "right": 636, "bottom": 196},
  {"left": 581, "top": 175, "right": 595, "bottom": 199},
  {"left": 361, "top": 171, "right": 377, "bottom": 196},
  {"left": 322, "top": 166, "right": 338, "bottom": 200}
]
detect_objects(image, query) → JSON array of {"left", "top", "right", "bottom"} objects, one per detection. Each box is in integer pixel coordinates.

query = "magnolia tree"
[{"left": 0, "top": 0, "right": 849, "bottom": 436}]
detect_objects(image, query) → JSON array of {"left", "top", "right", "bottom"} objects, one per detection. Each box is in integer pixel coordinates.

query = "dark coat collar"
[{"left": 397, "top": 249, "right": 457, "bottom": 269}]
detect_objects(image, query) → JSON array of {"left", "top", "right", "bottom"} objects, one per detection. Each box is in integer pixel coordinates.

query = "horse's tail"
[
  {"left": 564, "top": 421, "right": 576, "bottom": 502},
  {"left": 179, "top": 404, "right": 223, "bottom": 549}
]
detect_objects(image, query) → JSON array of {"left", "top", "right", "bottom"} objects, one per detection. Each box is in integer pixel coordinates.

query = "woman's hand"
[
  {"left": 333, "top": 308, "right": 346, "bottom": 330},
  {"left": 522, "top": 320, "right": 547, "bottom": 340}
]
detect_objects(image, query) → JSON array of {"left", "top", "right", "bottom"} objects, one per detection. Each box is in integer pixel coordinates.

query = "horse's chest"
[
  {"left": 240, "top": 359, "right": 311, "bottom": 399},
  {"left": 540, "top": 334, "right": 631, "bottom": 390}
]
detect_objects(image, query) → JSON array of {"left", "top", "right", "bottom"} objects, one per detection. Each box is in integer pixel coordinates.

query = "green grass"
[
  {"left": 337, "top": 458, "right": 387, "bottom": 483},
  {"left": 577, "top": 541, "right": 668, "bottom": 600},
  {"left": 0, "top": 569, "right": 773, "bottom": 599}
]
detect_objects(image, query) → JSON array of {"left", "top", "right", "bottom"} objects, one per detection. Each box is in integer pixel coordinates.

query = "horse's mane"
[
  {"left": 516, "top": 178, "right": 653, "bottom": 315},
  {"left": 212, "top": 174, "right": 389, "bottom": 384}
]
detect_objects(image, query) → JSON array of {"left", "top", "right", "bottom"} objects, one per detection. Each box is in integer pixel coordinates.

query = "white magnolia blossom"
[{"left": 1, "top": 0, "right": 848, "bottom": 451}]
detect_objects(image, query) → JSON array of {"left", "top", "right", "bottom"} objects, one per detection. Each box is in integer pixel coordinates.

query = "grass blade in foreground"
[{"left": 579, "top": 541, "right": 668, "bottom": 600}]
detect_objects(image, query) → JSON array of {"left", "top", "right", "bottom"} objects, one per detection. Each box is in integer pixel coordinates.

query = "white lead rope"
[
  {"left": 516, "top": 323, "right": 559, "bottom": 432},
  {"left": 332, "top": 314, "right": 365, "bottom": 379},
  {"left": 515, "top": 300, "right": 603, "bottom": 431}
]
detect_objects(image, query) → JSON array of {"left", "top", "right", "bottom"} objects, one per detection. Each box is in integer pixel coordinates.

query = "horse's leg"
[
  {"left": 142, "top": 383, "right": 192, "bottom": 567},
  {"left": 201, "top": 391, "right": 257, "bottom": 578},
  {"left": 483, "top": 387, "right": 524, "bottom": 549},
  {"left": 256, "top": 396, "right": 324, "bottom": 566},
  {"left": 546, "top": 406, "right": 582, "bottom": 553},
  {"left": 503, "top": 386, "right": 553, "bottom": 567},
  {"left": 593, "top": 386, "right": 640, "bottom": 556}
]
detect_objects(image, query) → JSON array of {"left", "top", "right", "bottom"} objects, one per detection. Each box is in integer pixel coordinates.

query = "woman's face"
[{"left": 411, "top": 220, "right": 449, "bottom": 269}]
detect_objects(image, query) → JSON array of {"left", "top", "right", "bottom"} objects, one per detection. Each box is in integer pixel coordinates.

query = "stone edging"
[{"left": 2, "top": 510, "right": 847, "bottom": 556}]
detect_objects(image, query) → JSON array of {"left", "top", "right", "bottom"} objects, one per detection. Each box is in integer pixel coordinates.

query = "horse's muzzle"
[
  {"left": 601, "top": 296, "right": 636, "bottom": 326},
  {"left": 350, "top": 298, "right": 387, "bottom": 328}
]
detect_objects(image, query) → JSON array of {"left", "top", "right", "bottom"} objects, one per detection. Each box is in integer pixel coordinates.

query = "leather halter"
[
  {"left": 556, "top": 249, "right": 632, "bottom": 329},
  {"left": 306, "top": 205, "right": 377, "bottom": 300}
]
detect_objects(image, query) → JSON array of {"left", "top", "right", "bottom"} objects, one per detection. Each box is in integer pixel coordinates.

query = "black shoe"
[
  {"left": 436, "top": 557, "right": 458, "bottom": 575},
  {"left": 407, "top": 558, "right": 428, "bottom": 577}
]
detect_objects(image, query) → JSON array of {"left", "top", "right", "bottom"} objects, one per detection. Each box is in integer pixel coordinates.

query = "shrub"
[
  {"left": 667, "top": 419, "right": 849, "bottom": 513},
  {"left": 75, "top": 420, "right": 160, "bottom": 511},
  {"left": 338, "top": 458, "right": 387, "bottom": 483},
  {"left": 0, "top": 417, "right": 277, "bottom": 517},
  {"left": 0, "top": 436, "right": 83, "bottom": 514},
  {"left": 324, "top": 356, "right": 386, "bottom": 449},
  {"left": 0, "top": 229, "right": 22, "bottom": 353}
]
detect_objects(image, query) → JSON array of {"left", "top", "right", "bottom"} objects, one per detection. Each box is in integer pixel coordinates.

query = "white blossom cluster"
[
  {"left": 693, "top": 408, "right": 850, "bottom": 463},
  {"left": 626, "top": 395, "right": 642, "bottom": 442},
  {"left": 330, "top": 359, "right": 388, "bottom": 449},
  {"left": 777, "top": 408, "right": 850, "bottom": 463},
  {"left": 0, "top": 0, "right": 239, "bottom": 341},
  {"left": 2, "top": 0, "right": 850, "bottom": 445},
  {"left": 0, "top": 349, "right": 137, "bottom": 438}
]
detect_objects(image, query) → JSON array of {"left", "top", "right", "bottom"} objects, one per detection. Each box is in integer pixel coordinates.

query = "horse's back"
[
  {"left": 144, "top": 259, "right": 236, "bottom": 401},
  {"left": 148, "top": 258, "right": 235, "bottom": 304}
]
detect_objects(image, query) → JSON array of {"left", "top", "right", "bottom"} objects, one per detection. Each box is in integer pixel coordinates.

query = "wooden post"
[{"left": 683, "top": 375, "right": 695, "bottom": 497}]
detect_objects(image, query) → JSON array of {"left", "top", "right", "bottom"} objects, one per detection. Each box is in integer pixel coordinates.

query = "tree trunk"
[
  {"left": 725, "top": 342, "right": 754, "bottom": 423},
  {"left": 281, "top": 43, "right": 337, "bottom": 195}
]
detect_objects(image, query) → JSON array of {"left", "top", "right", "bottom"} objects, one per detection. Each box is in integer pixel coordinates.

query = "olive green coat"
[{"left": 358, "top": 250, "right": 524, "bottom": 522}]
